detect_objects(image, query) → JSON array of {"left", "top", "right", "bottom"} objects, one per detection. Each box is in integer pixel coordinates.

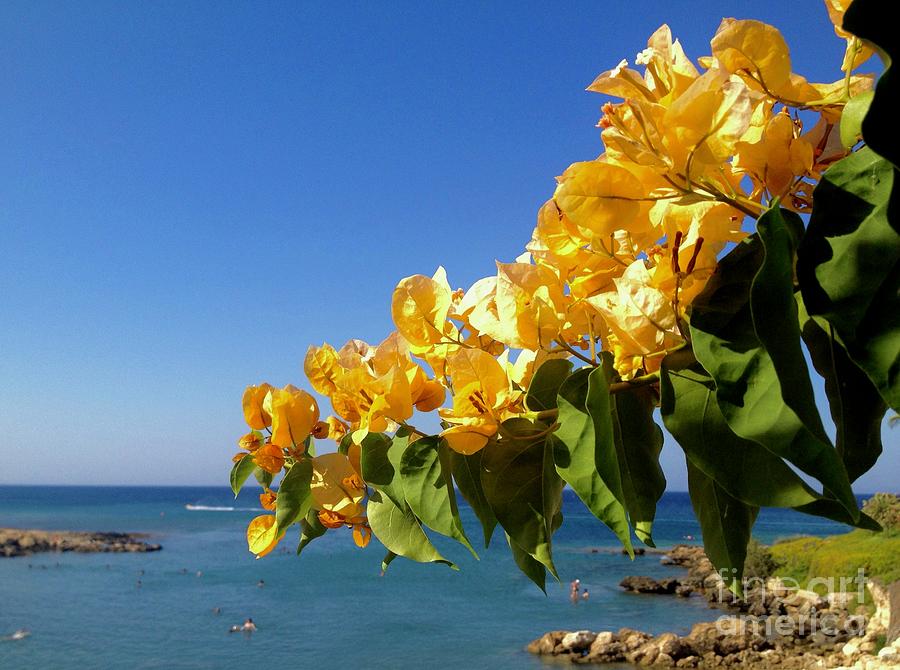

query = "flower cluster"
[{"left": 231, "top": 5, "right": 874, "bottom": 558}]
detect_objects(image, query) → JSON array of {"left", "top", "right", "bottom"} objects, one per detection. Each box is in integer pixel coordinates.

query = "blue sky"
[{"left": 1, "top": 0, "right": 895, "bottom": 492}]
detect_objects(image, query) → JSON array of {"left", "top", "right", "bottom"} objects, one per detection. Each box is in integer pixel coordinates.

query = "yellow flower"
[
  {"left": 352, "top": 522, "right": 372, "bottom": 548},
  {"left": 259, "top": 489, "right": 277, "bottom": 511},
  {"left": 304, "top": 344, "right": 339, "bottom": 396},
  {"left": 254, "top": 443, "right": 285, "bottom": 475},
  {"left": 264, "top": 385, "right": 320, "bottom": 449},
  {"left": 246, "top": 515, "right": 284, "bottom": 558},
  {"left": 734, "top": 111, "right": 815, "bottom": 199},
  {"left": 823, "top": 0, "right": 873, "bottom": 72},
  {"left": 438, "top": 349, "right": 519, "bottom": 454},
  {"left": 391, "top": 267, "right": 453, "bottom": 348},
  {"left": 710, "top": 19, "right": 793, "bottom": 97},
  {"left": 492, "top": 262, "right": 567, "bottom": 351},
  {"left": 238, "top": 432, "right": 264, "bottom": 452},
  {"left": 586, "top": 260, "right": 682, "bottom": 376},
  {"left": 242, "top": 383, "right": 273, "bottom": 430},
  {"left": 553, "top": 160, "right": 649, "bottom": 239},
  {"left": 310, "top": 453, "right": 366, "bottom": 520}
]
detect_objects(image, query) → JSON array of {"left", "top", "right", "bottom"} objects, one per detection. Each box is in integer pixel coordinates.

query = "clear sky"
[{"left": 1, "top": 0, "right": 895, "bottom": 491}]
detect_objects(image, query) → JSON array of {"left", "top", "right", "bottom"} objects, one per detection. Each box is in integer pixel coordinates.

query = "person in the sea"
[
  {"left": 241, "top": 619, "right": 257, "bottom": 632},
  {"left": 581, "top": 589, "right": 590, "bottom": 600},
  {"left": 257, "top": 579, "right": 265, "bottom": 588}
]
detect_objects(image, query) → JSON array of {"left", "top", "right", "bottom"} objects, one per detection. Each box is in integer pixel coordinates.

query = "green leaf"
[
  {"left": 686, "top": 459, "right": 758, "bottom": 596},
  {"left": 253, "top": 466, "right": 274, "bottom": 489},
  {"left": 399, "top": 436, "right": 477, "bottom": 557},
  {"left": 275, "top": 458, "right": 313, "bottom": 532},
  {"left": 296, "top": 509, "right": 327, "bottom": 556},
  {"left": 661, "top": 357, "right": 874, "bottom": 531},
  {"left": 552, "top": 367, "right": 633, "bottom": 555},
  {"left": 367, "top": 491, "right": 457, "bottom": 569},
  {"left": 840, "top": 90, "right": 874, "bottom": 149},
  {"left": 230, "top": 455, "right": 257, "bottom": 498},
  {"left": 843, "top": 0, "right": 898, "bottom": 165},
  {"left": 449, "top": 448, "right": 497, "bottom": 548},
  {"left": 798, "top": 296, "right": 886, "bottom": 482},
  {"left": 506, "top": 533, "right": 546, "bottom": 593},
  {"left": 690, "top": 235, "right": 857, "bottom": 517},
  {"left": 525, "top": 358, "right": 574, "bottom": 411},
  {"left": 481, "top": 418, "right": 563, "bottom": 577},
  {"left": 753, "top": 207, "right": 833, "bottom": 445},
  {"left": 797, "top": 147, "right": 900, "bottom": 411},
  {"left": 359, "top": 431, "right": 408, "bottom": 507},
  {"left": 337, "top": 433, "right": 353, "bottom": 455},
  {"left": 609, "top": 374, "right": 666, "bottom": 547},
  {"left": 661, "top": 361, "right": 826, "bottom": 508}
]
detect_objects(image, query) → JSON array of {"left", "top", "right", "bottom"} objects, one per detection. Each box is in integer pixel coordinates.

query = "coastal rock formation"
[
  {"left": 528, "top": 545, "right": 898, "bottom": 669},
  {"left": 0, "top": 528, "right": 162, "bottom": 557}
]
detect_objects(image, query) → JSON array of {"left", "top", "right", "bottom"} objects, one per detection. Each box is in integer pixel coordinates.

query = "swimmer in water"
[
  {"left": 581, "top": 589, "right": 590, "bottom": 600},
  {"left": 241, "top": 618, "right": 257, "bottom": 632}
]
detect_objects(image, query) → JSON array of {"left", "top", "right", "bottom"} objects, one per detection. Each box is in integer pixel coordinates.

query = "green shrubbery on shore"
[{"left": 770, "top": 529, "right": 900, "bottom": 592}]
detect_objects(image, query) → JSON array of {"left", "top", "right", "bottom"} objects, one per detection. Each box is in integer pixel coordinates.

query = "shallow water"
[{"left": 0, "top": 487, "right": 855, "bottom": 669}]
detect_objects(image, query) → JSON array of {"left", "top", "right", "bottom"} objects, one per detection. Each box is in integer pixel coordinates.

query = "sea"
[{"left": 0, "top": 486, "right": 858, "bottom": 669}]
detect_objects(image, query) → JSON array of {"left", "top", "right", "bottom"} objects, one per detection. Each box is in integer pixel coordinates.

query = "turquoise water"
[{"left": 0, "top": 487, "right": 855, "bottom": 669}]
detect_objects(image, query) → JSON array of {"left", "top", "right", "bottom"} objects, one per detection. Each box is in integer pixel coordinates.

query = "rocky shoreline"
[
  {"left": 528, "top": 545, "right": 899, "bottom": 669},
  {"left": 0, "top": 528, "right": 162, "bottom": 557}
]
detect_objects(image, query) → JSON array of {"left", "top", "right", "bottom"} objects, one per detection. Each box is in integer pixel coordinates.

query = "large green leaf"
[
  {"left": 690, "top": 235, "right": 857, "bottom": 517},
  {"left": 525, "top": 358, "right": 574, "bottom": 411},
  {"left": 686, "top": 459, "right": 758, "bottom": 596},
  {"left": 400, "top": 436, "right": 476, "bottom": 557},
  {"left": 752, "top": 207, "right": 832, "bottom": 445},
  {"left": 662, "top": 361, "right": 828, "bottom": 508},
  {"left": 296, "top": 509, "right": 327, "bottom": 556},
  {"left": 230, "top": 455, "right": 257, "bottom": 497},
  {"left": 367, "top": 491, "right": 456, "bottom": 569},
  {"left": 606, "top": 360, "right": 666, "bottom": 548},
  {"left": 552, "top": 367, "right": 633, "bottom": 555},
  {"left": 506, "top": 533, "right": 546, "bottom": 593},
  {"left": 275, "top": 458, "right": 313, "bottom": 532},
  {"left": 481, "top": 418, "right": 563, "bottom": 577},
  {"left": 449, "top": 448, "right": 497, "bottom": 548},
  {"left": 797, "top": 147, "right": 900, "bottom": 411},
  {"left": 662, "top": 357, "right": 876, "bottom": 530},
  {"left": 798, "top": 296, "right": 886, "bottom": 482},
  {"left": 843, "top": 0, "right": 898, "bottom": 166},
  {"left": 359, "top": 431, "right": 408, "bottom": 508}
]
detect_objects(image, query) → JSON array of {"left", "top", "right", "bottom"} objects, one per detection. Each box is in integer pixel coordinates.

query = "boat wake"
[{"left": 184, "top": 504, "right": 257, "bottom": 512}]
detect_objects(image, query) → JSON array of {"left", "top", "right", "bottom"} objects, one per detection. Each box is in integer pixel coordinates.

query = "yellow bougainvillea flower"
[
  {"left": 264, "top": 385, "right": 319, "bottom": 449},
  {"left": 391, "top": 267, "right": 453, "bottom": 348},
  {"left": 734, "top": 110, "right": 814, "bottom": 200},
  {"left": 586, "top": 260, "right": 682, "bottom": 377},
  {"left": 310, "top": 452, "right": 366, "bottom": 520},
  {"left": 492, "top": 261, "right": 567, "bottom": 351},
  {"left": 254, "top": 442, "right": 285, "bottom": 475},
  {"left": 304, "top": 343, "right": 339, "bottom": 396},
  {"left": 231, "top": 451, "right": 248, "bottom": 463},
  {"left": 259, "top": 489, "right": 277, "bottom": 511},
  {"left": 823, "top": 0, "right": 873, "bottom": 72},
  {"left": 242, "top": 383, "right": 273, "bottom": 430},
  {"left": 439, "top": 348, "right": 520, "bottom": 454},
  {"left": 553, "top": 160, "right": 648, "bottom": 238},
  {"left": 352, "top": 522, "right": 372, "bottom": 548},
  {"left": 710, "top": 19, "right": 793, "bottom": 97},
  {"left": 317, "top": 510, "right": 347, "bottom": 529},
  {"left": 238, "top": 431, "right": 264, "bottom": 452},
  {"left": 246, "top": 515, "right": 284, "bottom": 558},
  {"left": 661, "top": 68, "right": 761, "bottom": 175}
]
